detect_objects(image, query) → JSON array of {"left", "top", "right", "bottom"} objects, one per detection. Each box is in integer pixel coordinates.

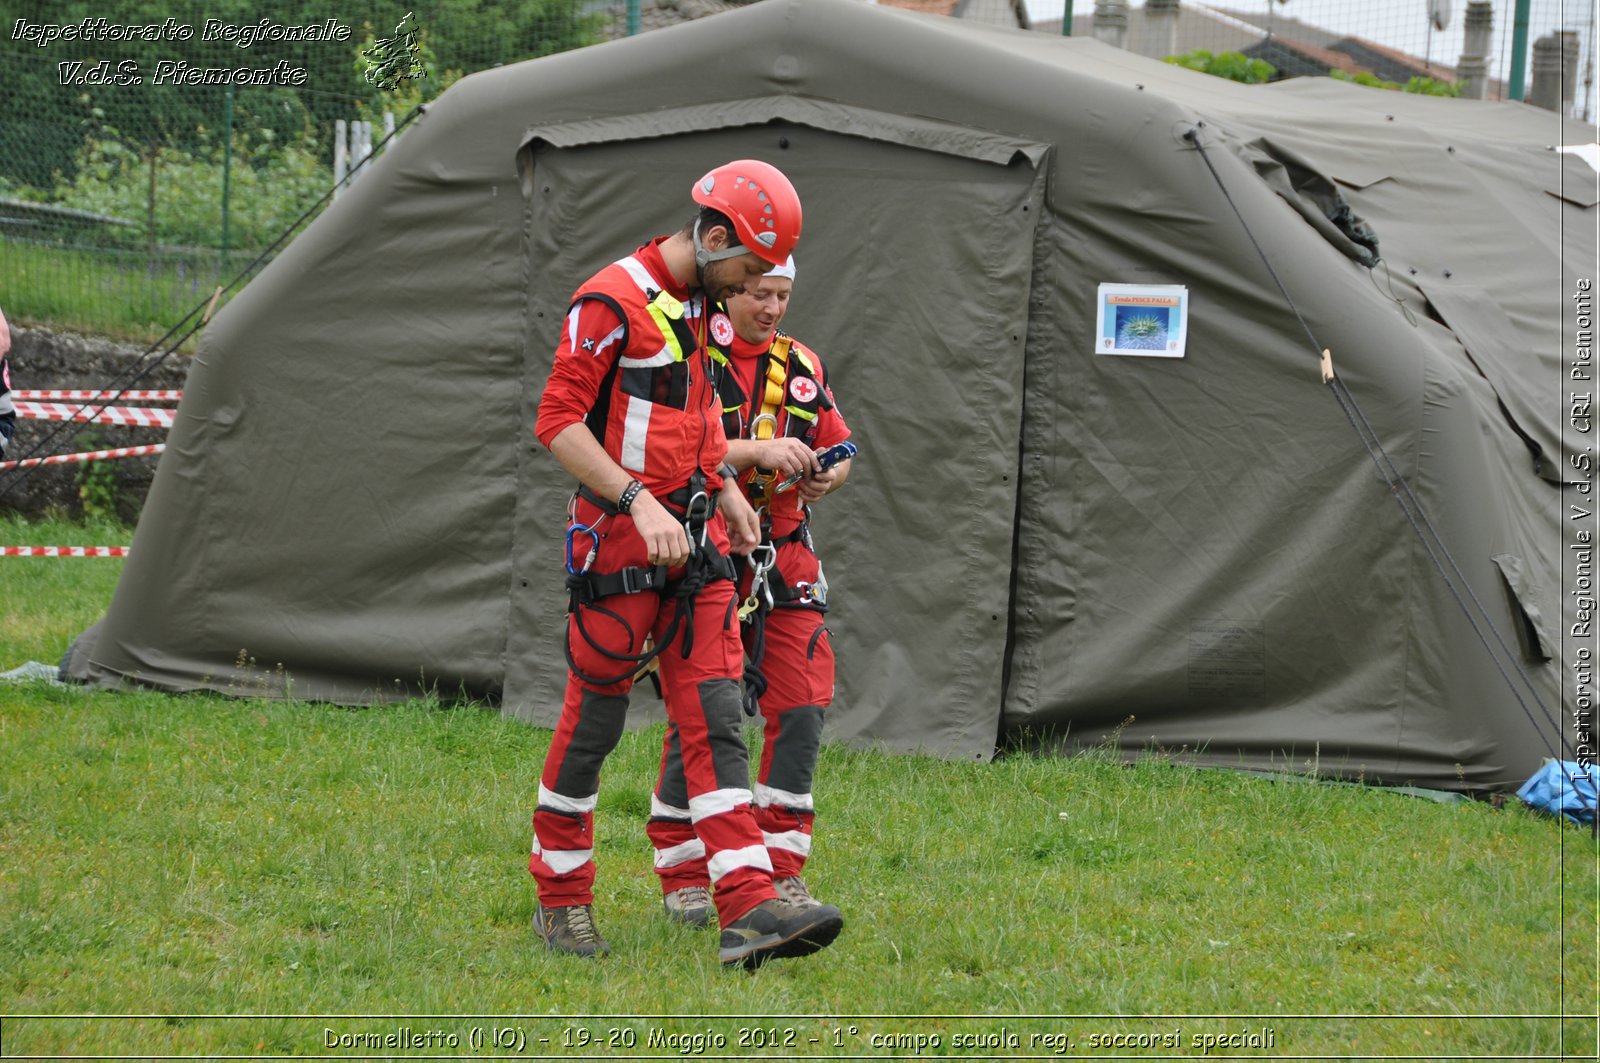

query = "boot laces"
[
  {"left": 774, "top": 876, "right": 815, "bottom": 906},
  {"left": 566, "top": 905, "right": 601, "bottom": 943},
  {"left": 672, "top": 885, "right": 712, "bottom": 910}
]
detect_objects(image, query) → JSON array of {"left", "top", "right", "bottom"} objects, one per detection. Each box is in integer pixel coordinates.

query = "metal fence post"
[
  {"left": 1508, "top": 0, "right": 1532, "bottom": 101},
  {"left": 220, "top": 84, "right": 233, "bottom": 278}
]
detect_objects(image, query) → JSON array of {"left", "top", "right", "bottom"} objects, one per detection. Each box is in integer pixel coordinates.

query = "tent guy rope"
[{"left": 1182, "top": 123, "right": 1586, "bottom": 810}]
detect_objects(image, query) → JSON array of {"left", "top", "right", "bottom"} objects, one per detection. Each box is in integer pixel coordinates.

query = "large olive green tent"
[{"left": 71, "top": 0, "right": 1594, "bottom": 792}]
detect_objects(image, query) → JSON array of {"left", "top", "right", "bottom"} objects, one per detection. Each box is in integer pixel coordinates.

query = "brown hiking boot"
[
  {"left": 718, "top": 897, "right": 843, "bottom": 970},
  {"left": 534, "top": 903, "right": 610, "bottom": 958},
  {"left": 663, "top": 885, "right": 714, "bottom": 927},
  {"left": 773, "top": 875, "right": 822, "bottom": 908}
]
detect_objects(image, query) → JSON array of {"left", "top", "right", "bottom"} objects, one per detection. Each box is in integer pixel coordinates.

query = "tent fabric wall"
[
  {"left": 74, "top": 0, "right": 1590, "bottom": 792},
  {"left": 502, "top": 122, "right": 1046, "bottom": 762}
]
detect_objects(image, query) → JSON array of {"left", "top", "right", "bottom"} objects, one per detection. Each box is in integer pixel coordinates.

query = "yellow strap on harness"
[
  {"left": 752, "top": 335, "right": 792, "bottom": 441},
  {"left": 645, "top": 291, "right": 689, "bottom": 363},
  {"left": 747, "top": 335, "right": 796, "bottom": 501}
]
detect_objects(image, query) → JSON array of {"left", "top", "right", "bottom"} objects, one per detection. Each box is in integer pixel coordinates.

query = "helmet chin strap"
[{"left": 692, "top": 217, "right": 749, "bottom": 287}]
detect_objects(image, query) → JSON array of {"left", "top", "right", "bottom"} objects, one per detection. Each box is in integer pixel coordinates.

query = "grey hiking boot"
[
  {"left": 719, "top": 897, "right": 843, "bottom": 970},
  {"left": 663, "top": 885, "right": 714, "bottom": 927},
  {"left": 534, "top": 903, "right": 610, "bottom": 958},
  {"left": 773, "top": 875, "right": 822, "bottom": 908}
]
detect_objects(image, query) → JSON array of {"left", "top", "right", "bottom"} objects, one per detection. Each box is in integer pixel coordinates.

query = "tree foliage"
[
  {"left": 54, "top": 128, "right": 326, "bottom": 252},
  {"left": 0, "top": 1, "right": 600, "bottom": 188},
  {"left": 1330, "top": 70, "right": 1465, "bottom": 96},
  {"left": 1163, "top": 49, "right": 1277, "bottom": 85}
]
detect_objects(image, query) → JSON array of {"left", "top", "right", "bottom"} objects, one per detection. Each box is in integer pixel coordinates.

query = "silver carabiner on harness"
[
  {"left": 739, "top": 542, "right": 777, "bottom": 620},
  {"left": 793, "top": 559, "right": 828, "bottom": 607},
  {"left": 683, "top": 488, "right": 712, "bottom": 549}
]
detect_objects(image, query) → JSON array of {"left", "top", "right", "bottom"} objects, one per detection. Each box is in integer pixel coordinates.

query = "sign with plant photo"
[{"left": 1094, "top": 283, "right": 1189, "bottom": 358}]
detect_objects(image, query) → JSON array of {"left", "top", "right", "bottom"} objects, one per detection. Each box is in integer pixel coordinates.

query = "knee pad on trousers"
[
  {"left": 765, "top": 704, "right": 825, "bottom": 796},
  {"left": 656, "top": 725, "right": 690, "bottom": 810},
  {"left": 552, "top": 690, "right": 629, "bottom": 798},
  {"left": 697, "top": 678, "right": 751, "bottom": 790}
]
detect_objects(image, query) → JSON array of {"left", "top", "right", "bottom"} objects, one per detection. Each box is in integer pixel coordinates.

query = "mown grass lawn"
[{"left": 0, "top": 517, "right": 1595, "bottom": 1059}]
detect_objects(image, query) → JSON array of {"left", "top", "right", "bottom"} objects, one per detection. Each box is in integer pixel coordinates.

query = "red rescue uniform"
[
  {"left": 531, "top": 238, "right": 776, "bottom": 927},
  {"left": 649, "top": 328, "right": 850, "bottom": 888}
]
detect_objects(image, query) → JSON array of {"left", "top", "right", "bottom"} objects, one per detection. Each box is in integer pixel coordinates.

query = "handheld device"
[{"left": 774, "top": 440, "right": 858, "bottom": 494}]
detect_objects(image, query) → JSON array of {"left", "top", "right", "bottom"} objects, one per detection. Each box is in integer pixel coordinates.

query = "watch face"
[{"left": 711, "top": 313, "right": 734, "bottom": 347}]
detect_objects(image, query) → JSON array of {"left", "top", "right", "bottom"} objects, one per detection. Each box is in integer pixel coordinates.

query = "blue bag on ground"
[{"left": 1516, "top": 761, "right": 1600, "bottom": 824}]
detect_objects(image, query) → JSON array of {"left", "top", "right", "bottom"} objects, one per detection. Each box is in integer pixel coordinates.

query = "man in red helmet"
[
  {"left": 530, "top": 159, "right": 844, "bottom": 970},
  {"left": 647, "top": 254, "right": 853, "bottom": 929}
]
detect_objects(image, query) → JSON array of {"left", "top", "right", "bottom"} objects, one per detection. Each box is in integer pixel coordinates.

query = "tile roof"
[
  {"left": 599, "top": 0, "right": 753, "bottom": 42},
  {"left": 875, "top": 0, "right": 962, "bottom": 14}
]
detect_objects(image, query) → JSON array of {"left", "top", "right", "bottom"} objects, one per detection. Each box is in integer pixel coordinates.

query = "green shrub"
[
  {"left": 52, "top": 125, "right": 328, "bottom": 254},
  {"left": 1331, "top": 70, "right": 1464, "bottom": 96},
  {"left": 1164, "top": 49, "right": 1277, "bottom": 84}
]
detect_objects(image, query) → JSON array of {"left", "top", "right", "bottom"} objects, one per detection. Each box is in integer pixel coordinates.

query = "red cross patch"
[
  {"left": 710, "top": 313, "right": 734, "bottom": 347},
  {"left": 789, "top": 376, "right": 818, "bottom": 404}
]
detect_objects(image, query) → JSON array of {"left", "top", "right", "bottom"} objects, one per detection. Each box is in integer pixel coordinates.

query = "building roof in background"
[
  {"left": 876, "top": 0, "right": 1029, "bottom": 26},
  {"left": 1329, "top": 36, "right": 1458, "bottom": 83},
  {"left": 1042, "top": 1, "right": 1459, "bottom": 84},
  {"left": 876, "top": 0, "right": 963, "bottom": 13},
  {"left": 599, "top": 0, "right": 753, "bottom": 41},
  {"left": 1052, "top": 2, "right": 1263, "bottom": 55},
  {"left": 601, "top": 0, "right": 1028, "bottom": 38},
  {"left": 1246, "top": 35, "right": 1368, "bottom": 79},
  {"left": 1209, "top": 4, "right": 1345, "bottom": 49}
]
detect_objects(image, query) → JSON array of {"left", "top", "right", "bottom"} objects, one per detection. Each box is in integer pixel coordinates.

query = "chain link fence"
[
  {"left": 1038, "top": 1, "right": 1595, "bottom": 117},
  {"left": 0, "top": 1, "right": 603, "bottom": 341},
  {"left": 3, "top": 1, "right": 1592, "bottom": 342}
]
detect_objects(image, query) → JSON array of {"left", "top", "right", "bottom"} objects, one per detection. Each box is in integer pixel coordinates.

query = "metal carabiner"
[
  {"left": 565, "top": 517, "right": 604, "bottom": 575},
  {"left": 683, "top": 488, "right": 711, "bottom": 548},
  {"left": 739, "top": 543, "right": 777, "bottom": 620}
]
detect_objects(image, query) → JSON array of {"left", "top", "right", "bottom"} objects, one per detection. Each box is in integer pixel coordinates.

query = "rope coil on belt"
[
  {"left": 737, "top": 516, "right": 827, "bottom": 717},
  {"left": 562, "top": 470, "right": 739, "bottom": 687}
]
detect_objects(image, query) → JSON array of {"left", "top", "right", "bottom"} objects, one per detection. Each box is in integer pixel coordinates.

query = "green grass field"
[
  {"left": 0, "top": 239, "right": 240, "bottom": 345},
  {"left": 1, "top": 516, "right": 1596, "bottom": 1059}
]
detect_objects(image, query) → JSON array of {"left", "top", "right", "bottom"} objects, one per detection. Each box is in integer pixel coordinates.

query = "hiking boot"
[
  {"left": 534, "top": 903, "right": 610, "bottom": 958},
  {"left": 663, "top": 885, "right": 714, "bottom": 928},
  {"left": 773, "top": 875, "right": 822, "bottom": 908},
  {"left": 719, "top": 897, "right": 843, "bottom": 970}
]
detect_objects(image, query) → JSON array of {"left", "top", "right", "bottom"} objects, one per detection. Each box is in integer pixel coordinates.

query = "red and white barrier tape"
[
  {"left": 0, "top": 443, "right": 166, "bottom": 472},
  {"left": 2, "top": 546, "right": 129, "bottom": 557},
  {"left": 13, "top": 389, "right": 182, "bottom": 402},
  {"left": 15, "top": 401, "right": 175, "bottom": 428}
]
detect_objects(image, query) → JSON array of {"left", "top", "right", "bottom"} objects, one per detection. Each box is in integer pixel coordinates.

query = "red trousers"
[
  {"left": 648, "top": 537, "right": 833, "bottom": 889},
  {"left": 530, "top": 496, "right": 775, "bottom": 926}
]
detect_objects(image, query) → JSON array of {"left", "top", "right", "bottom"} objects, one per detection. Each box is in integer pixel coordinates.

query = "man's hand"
[
  {"left": 631, "top": 492, "right": 691, "bottom": 566},
  {"left": 796, "top": 456, "right": 852, "bottom": 505},
  {"left": 719, "top": 487, "right": 761, "bottom": 555},
  {"left": 547, "top": 423, "right": 693, "bottom": 565},
  {"left": 723, "top": 438, "right": 819, "bottom": 480}
]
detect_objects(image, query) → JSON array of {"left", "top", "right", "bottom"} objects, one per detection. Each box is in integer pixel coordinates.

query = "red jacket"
[{"left": 536, "top": 238, "right": 729, "bottom": 496}]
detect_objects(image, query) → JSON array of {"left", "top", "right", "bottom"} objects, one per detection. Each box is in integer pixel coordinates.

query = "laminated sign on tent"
[{"left": 65, "top": 0, "right": 1595, "bottom": 794}]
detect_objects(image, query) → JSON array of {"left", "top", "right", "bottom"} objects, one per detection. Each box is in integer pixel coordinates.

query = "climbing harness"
[{"left": 562, "top": 470, "right": 738, "bottom": 688}]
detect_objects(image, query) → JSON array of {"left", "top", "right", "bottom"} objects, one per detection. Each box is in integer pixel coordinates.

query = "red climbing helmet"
[{"left": 690, "top": 159, "right": 803, "bottom": 267}]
